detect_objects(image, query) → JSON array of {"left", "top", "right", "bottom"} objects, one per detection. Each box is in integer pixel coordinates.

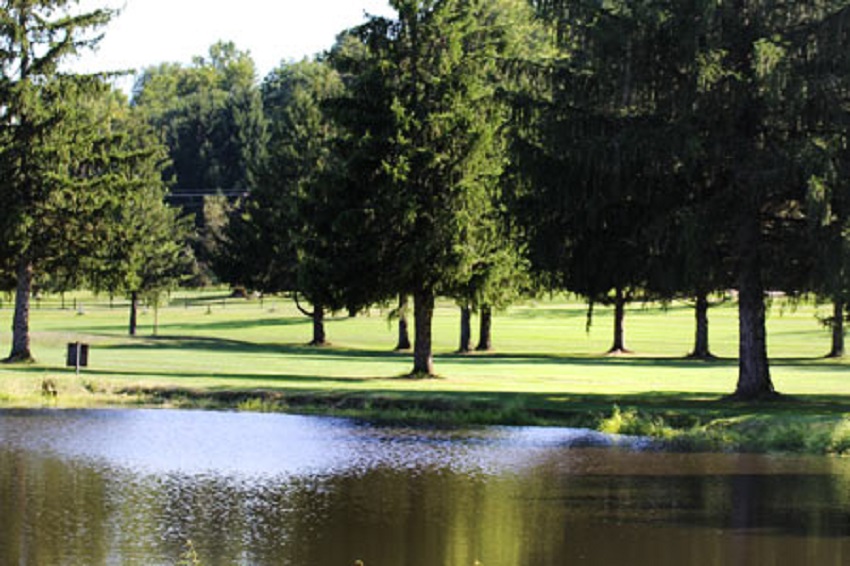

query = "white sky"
[{"left": 66, "top": 0, "right": 394, "bottom": 87}]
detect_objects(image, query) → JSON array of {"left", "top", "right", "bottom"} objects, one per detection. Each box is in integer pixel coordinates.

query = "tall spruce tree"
[
  {"left": 635, "top": 1, "right": 737, "bottom": 361},
  {"left": 691, "top": 1, "right": 850, "bottom": 399},
  {"left": 796, "top": 12, "right": 850, "bottom": 358},
  {"left": 526, "top": 0, "right": 850, "bottom": 398},
  {"left": 337, "top": 0, "right": 544, "bottom": 375},
  {"left": 328, "top": 30, "right": 411, "bottom": 349},
  {"left": 0, "top": 1, "right": 114, "bottom": 361}
]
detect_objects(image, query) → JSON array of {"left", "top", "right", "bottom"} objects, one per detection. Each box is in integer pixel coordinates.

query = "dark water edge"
[{"left": 1, "top": 409, "right": 849, "bottom": 565}]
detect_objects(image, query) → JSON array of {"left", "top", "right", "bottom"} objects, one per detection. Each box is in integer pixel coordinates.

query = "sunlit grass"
[{"left": 1, "top": 289, "right": 849, "bottom": 452}]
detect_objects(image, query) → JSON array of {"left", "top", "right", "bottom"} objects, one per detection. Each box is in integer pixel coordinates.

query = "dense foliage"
[
  {"left": 516, "top": 0, "right": 850, "bottom": 398},
  {"left": 132, "top": 42, "right": 267, "bottom": 282},
  {"left": 3, "top": 0, "right": 850, "bottom": 401}
]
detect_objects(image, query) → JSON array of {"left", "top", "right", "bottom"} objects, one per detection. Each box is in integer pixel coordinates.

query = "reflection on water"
[{"left": 1, "top": 409, "right": 850, "bottom": 565}]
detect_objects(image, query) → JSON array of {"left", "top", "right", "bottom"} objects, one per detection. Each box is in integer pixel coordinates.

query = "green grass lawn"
[{"left": 1, "top": 290, "right": 849, "bottom": 453}]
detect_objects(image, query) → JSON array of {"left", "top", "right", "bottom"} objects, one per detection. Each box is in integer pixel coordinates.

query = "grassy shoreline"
[
  {"left": 9, "top": 371, "right": 850, "bottom": 457},
  {"left": 2, "top": 290, "right": 850, "bottom": 455}
]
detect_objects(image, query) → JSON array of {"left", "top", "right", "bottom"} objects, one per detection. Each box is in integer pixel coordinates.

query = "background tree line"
[{"left": 3, "top": 0, "right": 850, "bottom": 403}]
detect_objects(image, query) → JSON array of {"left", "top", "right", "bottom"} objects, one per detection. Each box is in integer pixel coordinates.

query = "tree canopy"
[
  {"left": 515, "top": 0, "right": 850, "bottom": 398},
  {"left": 329, "top": 0, "right": 546, "bottom": 375}
]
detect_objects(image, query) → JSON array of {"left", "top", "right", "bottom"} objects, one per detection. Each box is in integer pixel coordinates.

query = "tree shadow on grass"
[
  {"left": 91, "top": 335, "right": 850, "bottom": 375},
  {"left": 506, "top": 300, "right": 700, "bottom": 320},
  {"left": 97, "top": 335, "right": 413, "bottom": 361},
  {"left": 507, "top": 306, "right": 591, "bottom": 319},
  {"left": 83, "top": 315, "right": 312, "bottom": 337},
  {"left": 99, "top": 337, "right": 726, "bottom": 371},
  {"left": 443, "top": 351, "right": 850, "bottom": 372},
  {"left": 439, "top": 351, "right": 739, "bottom": 368},
  {"left": 7, "top": 356, "right": 850, "bottom": 420},
  {"left": 92, "top": 368, "right": 381, "bottom": 384},
  {"left": 4, "top": 363, "right": 384, "bottom": 384},
  {"left": 155, "top": 316, "right": 315, "bottom": 333}
]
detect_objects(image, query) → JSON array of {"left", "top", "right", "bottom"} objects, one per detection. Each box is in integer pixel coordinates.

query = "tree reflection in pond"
[{"left": 1, "top": 410, "right": 850, "bottom": 565}]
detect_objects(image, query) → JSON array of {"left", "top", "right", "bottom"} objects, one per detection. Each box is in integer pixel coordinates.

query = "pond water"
[{"left": 1, "top": 409, "right": 849, "bottom": 565}]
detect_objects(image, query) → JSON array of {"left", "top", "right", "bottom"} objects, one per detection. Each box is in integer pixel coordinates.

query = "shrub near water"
[
  {"left": 599, "top": 406, "right": 676, "bottom": 439},
  {"left": 726, "top": 415, "right": 850, "bottom": 455},
  {"left": 598, "top": 407, "right": 850, "bottom": 456}
]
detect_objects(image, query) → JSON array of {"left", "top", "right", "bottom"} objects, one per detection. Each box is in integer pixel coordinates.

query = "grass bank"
[{"left": 1, "top": 290, "right": 849, "bottom": 454}]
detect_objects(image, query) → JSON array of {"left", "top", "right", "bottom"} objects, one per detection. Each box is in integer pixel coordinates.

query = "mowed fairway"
[{"left": 0, "top": 290, "right": 847, "bottom": 412}]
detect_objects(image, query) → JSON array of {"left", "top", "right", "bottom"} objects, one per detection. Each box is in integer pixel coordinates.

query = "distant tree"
[
  {"left": 802, "top": 139, "right": 850, "bottom": 359},
  {"left": 221, "top": 58, "right": 364, "bottom": 345},
  {"left": 133, "top": 41, "right": 265, "bottom": 192},
  {"left": 82, "top": 100, "right": 195, "bottom": 336},
  {"left": 132, "top": 41, "right": 267, "bottom": 282},
  {"left": 0, "top": 1, "right": 114, "bottom": 362},
  {"left": 642, "top": 37, "right": 737, "bottom": 361},
  {"left": 649, "top": 201, "right": 732, "bottom": 360},
  {"left": 393, "top": 295, "right": 412, "bottom": 351},
  {"left": 453, "top": 227, "right": 530, "bottom": 353},
  {"left": 191, "top": 194, "right": 232, "bottom": 286}
]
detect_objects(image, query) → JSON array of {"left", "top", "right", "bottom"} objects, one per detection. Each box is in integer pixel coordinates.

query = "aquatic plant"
[{"left": 177, "top": 540, "right": 201, "bottom": 566}]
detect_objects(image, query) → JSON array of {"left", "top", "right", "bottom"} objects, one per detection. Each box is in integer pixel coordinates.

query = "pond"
[{"left": 1, "top": 409, "right": 849, "bottom": 565}]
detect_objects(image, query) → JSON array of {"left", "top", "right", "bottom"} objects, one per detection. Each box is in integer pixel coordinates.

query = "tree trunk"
[
  {"left": 129, "top": 291, "right": 139, "bottom": 336},
  {"left": 412, "top": 289, "right": 435, "bottom": 376},
  {"left": 607, "top": 288, "right": 630, "bottom": 354},
  {"left": 395, "top": 294, "right": 412, "bottom": 351},
  {"left": 458, "top": 305, "right": 472, "bottom": 353},
  {"left": 689, "top": 292, "right": 714, "bottom": 360},
  {"left": 828, "top": 299, "right": 845, "bottom": 358},
  {"left": 476, "top": 305, "right": 493, "bottom": 352},
  {"left": 7, "top": 258, "right": 34, "bottom": 362},
  {"left": 310, "top": 304, "right": 327, "bottom": 346},
  {"left": 734, "top": 215, "right": 776, "bottom": 400}
]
